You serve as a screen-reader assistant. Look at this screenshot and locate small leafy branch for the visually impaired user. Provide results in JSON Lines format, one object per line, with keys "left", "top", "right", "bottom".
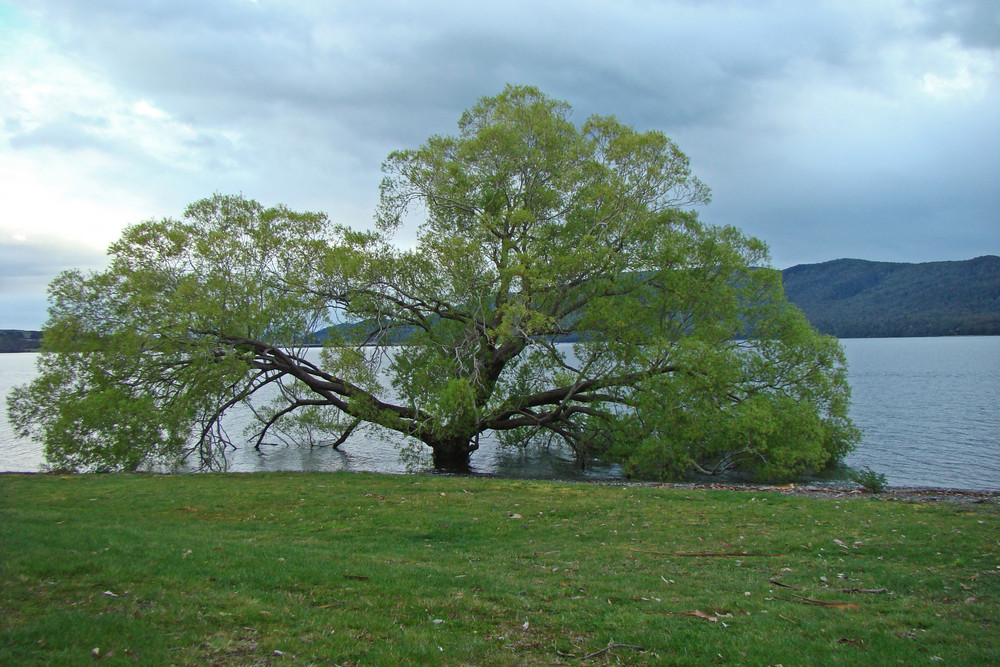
{"left": 851, "top": 466, "right": 888, "bottom": 493}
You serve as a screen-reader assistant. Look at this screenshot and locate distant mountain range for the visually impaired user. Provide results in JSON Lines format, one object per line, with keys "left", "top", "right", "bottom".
{"left": 3, "top": 256, "right": 998, "bottom": 348}
{"left": 781, "top": 255, "right": 1000, "bottom": 338}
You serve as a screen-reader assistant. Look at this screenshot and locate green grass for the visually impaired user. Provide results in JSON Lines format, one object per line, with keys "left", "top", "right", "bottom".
{"left": 1, "top": 472, "right": 998, "bottom": 665}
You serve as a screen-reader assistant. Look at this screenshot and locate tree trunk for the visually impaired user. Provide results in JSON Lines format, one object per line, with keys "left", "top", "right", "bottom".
{"left": 427, "top": 435, "right": 477, "bottom": 472}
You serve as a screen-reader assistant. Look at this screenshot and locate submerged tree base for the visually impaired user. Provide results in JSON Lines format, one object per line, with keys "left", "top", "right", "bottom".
{"left": 428, "top": 438, "right": 478, "bottom": 473}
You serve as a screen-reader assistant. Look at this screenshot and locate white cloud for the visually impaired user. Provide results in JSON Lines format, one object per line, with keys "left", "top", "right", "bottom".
{"left": 919, "top": 41, "right": 997, "bottom": 100}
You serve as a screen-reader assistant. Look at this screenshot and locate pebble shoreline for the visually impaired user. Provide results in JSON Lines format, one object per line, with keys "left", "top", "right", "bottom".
{"left": 584, "top": 479, "right": 1000, "bottom": 504}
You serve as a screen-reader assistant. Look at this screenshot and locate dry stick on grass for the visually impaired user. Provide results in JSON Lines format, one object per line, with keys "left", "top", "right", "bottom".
{"left": 840, "top": 587, "right": 890, "bottom": 594}
{"left": 638, "top": 610, "right": 719, "bottom": 622}
{"left": 769, "top": 577, "right": 888, "bottom": 595}
{"left": 632, "top": 549, "right": 788, "bottom": 557}
{"left": 775, "top": 595, "right": 860, "bottom": 610}
{"left": 580, "top": 642, "right": 647, "bottom": 661}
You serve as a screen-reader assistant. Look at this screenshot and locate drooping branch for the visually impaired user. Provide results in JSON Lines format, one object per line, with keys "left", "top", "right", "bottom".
{"left": 211, "top": 334, "right": 437, "bottom": 440}
{"left": 329, "top": 417, "right": 363, "bottom": 449}
{"left": 247, "top": 396, "right": 328, "bottom": 450}
{"left": 690, "top": 448, "right": 754, "bottom": 476}
{"left": 191, "top": 368, "right": 285, "bottom": 454}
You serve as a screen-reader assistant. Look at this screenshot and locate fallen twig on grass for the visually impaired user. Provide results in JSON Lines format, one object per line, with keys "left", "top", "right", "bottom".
{"left": 838, "top": 637, "right": 867, "bottom": 649}
{"left": 684, "top": 609, "right": 719, "bottom": 622}
{"left": 632, "top": 549, "right": 787, "bottom": 557}
{"left": 839, "top": 587, "right": 890, "bottom": 594}
{"left": 775, "top": 594, "right": 860, "bottom": 610}
{"left": 580, "top": 642, "right": 647, "bottom": 661}
{"left": 641, "top": 609, "right": 721, "bottom": 622}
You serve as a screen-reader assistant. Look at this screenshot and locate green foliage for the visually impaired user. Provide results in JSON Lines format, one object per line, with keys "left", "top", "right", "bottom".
{"left": 7, "top": 85, "right": 860, "bottom": 478}
{"left": 851, "top": 466, "right": 889, "bottom": 493}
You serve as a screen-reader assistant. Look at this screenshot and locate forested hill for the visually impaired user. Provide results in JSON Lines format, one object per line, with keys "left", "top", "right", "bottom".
{"left": 0, "top": 330, "right": 42, "bottom": 353}
{"left": 781, "top": 256, "right": 1000, "bottom": 338}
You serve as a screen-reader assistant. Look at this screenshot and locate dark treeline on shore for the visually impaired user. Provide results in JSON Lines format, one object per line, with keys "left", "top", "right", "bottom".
{"left": 0, "top": 330, "right": 41, "bottom": 353}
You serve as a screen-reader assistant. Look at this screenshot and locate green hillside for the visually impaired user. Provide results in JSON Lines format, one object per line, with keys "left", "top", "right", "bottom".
{"left": 781, "top": 256, "right": 1000, "bottom": 338}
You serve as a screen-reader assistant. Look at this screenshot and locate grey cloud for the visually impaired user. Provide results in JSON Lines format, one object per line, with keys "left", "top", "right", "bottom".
{"left": 0, "top": 239, "right": 104, "bottom": 327}
{"left": 0, "top": 239, "right": 107, "bottom": 283}
{"left": 0, "top": 293, "right": 50, "bottom": 330}
{"left": 15, "top": 1, "right": 860, "bottom": 165}
{"left": 0, "top": 238, "right": 107, "bottom": 327}
{"left": 8, "top": 117, "right": 113, "bottom": 152}
{"left": 920, "top": 0, "right": 1000, "bottom": 49}
{"left": 20, "top": 1, "right": 808, "bottom": 132}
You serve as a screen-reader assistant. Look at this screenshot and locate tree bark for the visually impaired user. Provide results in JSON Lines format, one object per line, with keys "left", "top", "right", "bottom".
{"left": 427, "top": 435, "right": 477, "bottom": 472}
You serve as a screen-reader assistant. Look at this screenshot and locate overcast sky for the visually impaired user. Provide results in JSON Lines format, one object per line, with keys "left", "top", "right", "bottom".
{"left": 1, "top": 0, "right": 997, "bottom": 329}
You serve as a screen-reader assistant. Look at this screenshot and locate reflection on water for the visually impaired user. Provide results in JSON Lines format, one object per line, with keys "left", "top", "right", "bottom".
{"left": 208, "top": 434, "right": 623, "bottom": 482}
{"left": 2, "top": 337, "right": 998, "bottom": 490}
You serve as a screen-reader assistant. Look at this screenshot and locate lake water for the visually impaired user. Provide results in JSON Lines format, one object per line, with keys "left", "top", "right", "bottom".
{"left": 1, "top": 337, "right": 998, "bottom": 490}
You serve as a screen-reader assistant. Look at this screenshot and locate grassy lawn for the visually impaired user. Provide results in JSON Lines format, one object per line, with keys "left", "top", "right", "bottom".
{"left": 1, "top": 472, "right": 998, "bottom": 665}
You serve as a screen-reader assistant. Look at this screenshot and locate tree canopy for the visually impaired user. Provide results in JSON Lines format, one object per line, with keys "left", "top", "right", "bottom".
{"left": 8, "top": 85, "right": 859, "bottom": 478}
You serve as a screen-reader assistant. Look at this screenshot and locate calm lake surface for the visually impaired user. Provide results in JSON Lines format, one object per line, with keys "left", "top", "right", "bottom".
{"left": 1, "top": 337, "right": 998, "bottom": 490}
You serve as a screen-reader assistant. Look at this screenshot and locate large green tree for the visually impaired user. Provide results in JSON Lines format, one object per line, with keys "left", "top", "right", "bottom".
{"left": 8, "top": 85, "right": 859, "bottom": 477}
